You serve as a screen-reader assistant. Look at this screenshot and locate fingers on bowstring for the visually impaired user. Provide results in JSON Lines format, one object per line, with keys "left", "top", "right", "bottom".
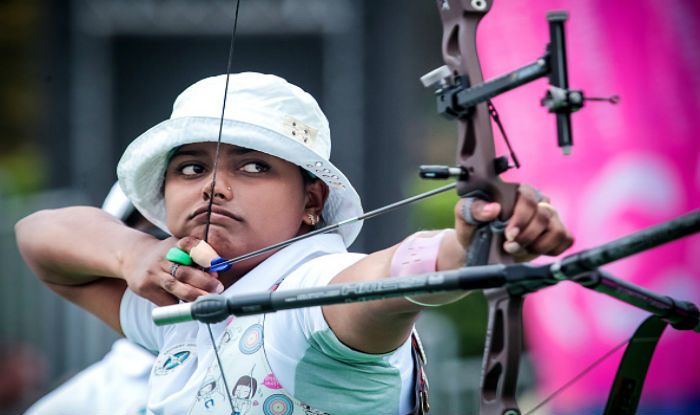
{"left": 177, "top": 236, "right": 221, "bottom": 268}
{"left": 162, "top": 260, "right": 223, "bottom": 303}
{"left": 176, "top": 236, "right": 201, "bottom": 253}
{"left": 129, "top": 265, "right": 179, "bottom": 307}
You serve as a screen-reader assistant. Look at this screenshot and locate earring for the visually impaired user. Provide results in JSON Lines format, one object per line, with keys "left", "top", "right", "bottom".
{"left": 307, "top": 213, "right": 317, "bottom": 226}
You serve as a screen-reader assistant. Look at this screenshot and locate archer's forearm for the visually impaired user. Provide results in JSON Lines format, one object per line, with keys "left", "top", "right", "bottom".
{"left": 15, "top": 206, "right": 155, "bottom": 286}
{"left": 323, "top": 231, "right": 471, "bottom": 354}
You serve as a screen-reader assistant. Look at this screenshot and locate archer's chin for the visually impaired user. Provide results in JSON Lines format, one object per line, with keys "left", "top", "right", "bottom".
{"left": 203, "top": 228, "right": 243, "bottom": 256}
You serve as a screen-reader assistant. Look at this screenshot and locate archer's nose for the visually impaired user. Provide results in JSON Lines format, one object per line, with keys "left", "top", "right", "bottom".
{"left": 202, "top": 178, "right": 233, "bottom": 201}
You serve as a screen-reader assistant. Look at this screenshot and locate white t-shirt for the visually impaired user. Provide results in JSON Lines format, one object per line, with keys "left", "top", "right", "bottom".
{"left": 120, "top": 234, "right": 415, "bottom": 414}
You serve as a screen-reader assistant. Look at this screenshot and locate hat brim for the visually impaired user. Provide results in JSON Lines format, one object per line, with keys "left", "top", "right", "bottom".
{"left": 117, "top": 116, "right": 363, "bottom": 247}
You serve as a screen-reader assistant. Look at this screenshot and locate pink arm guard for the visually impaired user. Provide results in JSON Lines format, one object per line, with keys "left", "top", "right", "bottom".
{"left": 390, "top": 230, "right": 448, "bottom": 277}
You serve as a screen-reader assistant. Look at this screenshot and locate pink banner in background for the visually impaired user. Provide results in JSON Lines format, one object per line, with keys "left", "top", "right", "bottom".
{"left": 477, "top": 1, "right": 699, "bottom": 412}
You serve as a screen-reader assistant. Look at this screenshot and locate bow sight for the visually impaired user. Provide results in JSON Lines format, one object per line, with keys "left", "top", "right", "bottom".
{"left": 420, "top": 11, "right": 616, "bottom": 164}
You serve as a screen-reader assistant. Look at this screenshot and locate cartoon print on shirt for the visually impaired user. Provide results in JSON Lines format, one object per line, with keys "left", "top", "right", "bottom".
{"left": 192, "top": 307, "right": 350, "bottom": 414}
{"left": 221, "top": 324, "right": 244, "bottom": 350}
{"left": 153, "top": 344, "right": 195, "bottom": 376}
{"left": 262, "top": 373, "right": 283, "bottom": 390}
{"left": 195, "top": 377, "right": 226, "bottom": 412}
{"left": 220, "top": 329, "right": 232, "bottom": 346}
{"left": 216, "top": 324, "right": 243, "bottom": 364}
{"left": 232, "top": 375, "right": 258, "bottom": 415}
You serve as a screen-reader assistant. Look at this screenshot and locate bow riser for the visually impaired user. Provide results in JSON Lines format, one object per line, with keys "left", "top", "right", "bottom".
{"left": 438, "top": 0, "right": 519, "bottom": 264}
{"left": 436, "top": 2, "right": 524, "bottom": 414}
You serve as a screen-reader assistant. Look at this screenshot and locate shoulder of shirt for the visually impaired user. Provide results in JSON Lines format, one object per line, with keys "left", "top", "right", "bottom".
{"left": 277, "top": 251, "right": 366, "bottom": 291}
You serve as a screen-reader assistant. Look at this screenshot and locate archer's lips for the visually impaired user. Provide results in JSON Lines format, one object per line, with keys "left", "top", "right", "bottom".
{"left": 190, "top": 206, "right": 243, "bottom": 222}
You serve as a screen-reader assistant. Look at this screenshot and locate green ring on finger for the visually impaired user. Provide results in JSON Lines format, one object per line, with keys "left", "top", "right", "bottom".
{"left": 166, "top": 247, "right": 193, "bottom": 266}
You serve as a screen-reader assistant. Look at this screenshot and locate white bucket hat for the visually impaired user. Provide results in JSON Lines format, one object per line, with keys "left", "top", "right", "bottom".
{"left": 117, "top": 72, "right": 363, "bottom": 246}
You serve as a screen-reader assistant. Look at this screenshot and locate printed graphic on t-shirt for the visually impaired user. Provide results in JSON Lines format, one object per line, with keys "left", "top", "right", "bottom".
{"left": 239, "top": 324, "right": 263, "bottom": 354}
{"left": 189, "top": 317, "right": 319, "bottom": 415}
{"left": 231, "top": 374, "right": 258, "bottom": 415}
{"left": 153, "top": 344, "right": 196, "bottom": 376}
{"left": 262, "top": 394, "right": 293, "bottom": 415}
{"left": 195, "top": 376, "right": 228, "bottom": 412}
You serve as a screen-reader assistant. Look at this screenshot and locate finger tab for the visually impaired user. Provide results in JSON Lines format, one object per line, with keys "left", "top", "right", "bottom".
{"left": 166, "top": 247, "right": 193, "bottom": 266}
{"left": 190, "top": 240, "right": 220, "bottom": 268}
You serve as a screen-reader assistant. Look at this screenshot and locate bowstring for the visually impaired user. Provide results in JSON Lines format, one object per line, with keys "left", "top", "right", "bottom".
{"left": 524, "top": 334, "right": 633, "bottom": 415}
{"left": 204, "top": 0, "right": 240, "bottom": 243}
{"left": 203, "top": 0, "right": 241, "bottom": 411}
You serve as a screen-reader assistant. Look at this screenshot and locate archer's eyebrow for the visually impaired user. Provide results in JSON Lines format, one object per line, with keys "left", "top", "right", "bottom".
{"left": 170, "top": 149, "right": 207, "bottom": 159}
{"left": 226, "top": 147, "right": 256, "bottom": 156}
{"left": 169, "top": 146, "right": 257, "bottom": 160}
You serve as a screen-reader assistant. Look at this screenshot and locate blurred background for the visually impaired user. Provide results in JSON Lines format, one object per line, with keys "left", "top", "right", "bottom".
{"left": 0, "top": 0, "right": 697, "bottom": 413}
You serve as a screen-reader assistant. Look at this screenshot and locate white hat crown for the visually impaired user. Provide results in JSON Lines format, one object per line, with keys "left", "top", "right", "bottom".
{"left": 171, "top": 74, "right": 331, "bottom": 158}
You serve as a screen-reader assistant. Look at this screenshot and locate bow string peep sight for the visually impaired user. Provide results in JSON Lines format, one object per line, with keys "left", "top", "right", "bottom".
{"left": 419, "top": 10, "right": 619, "bottom": 183}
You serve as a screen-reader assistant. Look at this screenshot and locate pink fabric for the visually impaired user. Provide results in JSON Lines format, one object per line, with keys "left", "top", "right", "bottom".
{"left": 474, "top": 1, "right": 699, "bottom": 411}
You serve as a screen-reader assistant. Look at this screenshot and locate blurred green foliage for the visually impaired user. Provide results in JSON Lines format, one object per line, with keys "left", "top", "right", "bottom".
{"left": 0, "top": 144, "right": 46, "bottom": 195}
{"left": 0, "top": 1, "right": 47, "bottom": 196}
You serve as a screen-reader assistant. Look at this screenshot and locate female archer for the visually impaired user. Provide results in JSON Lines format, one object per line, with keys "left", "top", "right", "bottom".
{"left": 15, "top": 72, "right": 572, "bottom": 414}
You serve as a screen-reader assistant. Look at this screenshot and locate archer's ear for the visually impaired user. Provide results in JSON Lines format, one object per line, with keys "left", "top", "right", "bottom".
{"left": 304, "top": 179, "right": 329, "bottom": 213}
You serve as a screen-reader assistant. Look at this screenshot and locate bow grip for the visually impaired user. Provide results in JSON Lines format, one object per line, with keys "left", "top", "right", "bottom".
{"left": 437, "top": 0, "right": 519, "bottom": 265}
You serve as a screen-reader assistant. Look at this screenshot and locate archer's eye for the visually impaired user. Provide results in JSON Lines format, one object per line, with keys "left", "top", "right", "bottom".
{"left": 180, "top": 163, "right": 205, "bottom": 176}
{"left": 240, "top": 161, "right": 269, "bottom": 173}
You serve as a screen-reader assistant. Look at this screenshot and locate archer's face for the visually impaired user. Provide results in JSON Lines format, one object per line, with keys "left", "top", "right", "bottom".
{"left": 164, "top": 142, "right": 309, "bottom": 275}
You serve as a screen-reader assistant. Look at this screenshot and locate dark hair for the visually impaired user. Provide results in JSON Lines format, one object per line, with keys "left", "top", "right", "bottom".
{"left": 299, "top": 167, "right": 318, "bottom": 185}
{"left": 232, "top": 375, "right": 257, "bottom": 398}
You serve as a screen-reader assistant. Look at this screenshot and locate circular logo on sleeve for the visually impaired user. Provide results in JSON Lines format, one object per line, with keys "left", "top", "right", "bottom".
{"left": 153, "top": 345, "right": 195, "bottom": 376}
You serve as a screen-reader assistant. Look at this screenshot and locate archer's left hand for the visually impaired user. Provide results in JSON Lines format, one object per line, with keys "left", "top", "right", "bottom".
{"left": 454, "top": 184, "right": 573, "bottom": 262}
